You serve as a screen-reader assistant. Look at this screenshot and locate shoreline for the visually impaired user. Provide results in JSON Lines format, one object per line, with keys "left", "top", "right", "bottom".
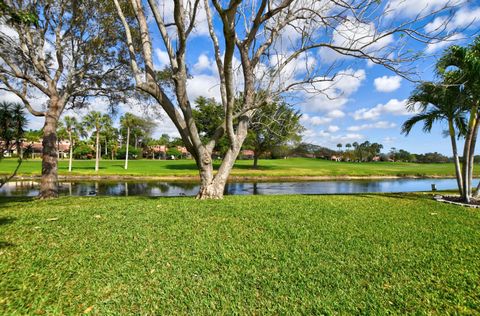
{"left": 7, "top": 174, "right": 458, "bottom": 182}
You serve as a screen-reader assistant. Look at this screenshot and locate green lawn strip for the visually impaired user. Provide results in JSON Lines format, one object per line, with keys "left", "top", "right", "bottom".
{"left": 1, "top": 194, "right": 479, "bottom": 314}
{"left": 0, "top": 158, "right": 473, "bottom": 178}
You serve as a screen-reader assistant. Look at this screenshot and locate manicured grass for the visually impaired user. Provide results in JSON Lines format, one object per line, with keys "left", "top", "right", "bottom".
{"left": 1, "top": 194, "right": 479, "bottom": 314}
{"left": 0, "top": 158, "right": 474, "bottom": 178}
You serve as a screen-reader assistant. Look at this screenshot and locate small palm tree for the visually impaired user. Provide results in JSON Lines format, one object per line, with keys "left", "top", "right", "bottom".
{"left": 63, "top": 116, "right": 86, "bottom": 172}
{"left": 83, "top": 111, "right": 112, "bottom": 172}
{"left": 11, "top": 103, "right": 28, "bottom": 158}
{"left": 120, "top": 113, "right": 148, "bottom": 170}
{"left": 402, "top": 82, "right": 467, "bottom": 195}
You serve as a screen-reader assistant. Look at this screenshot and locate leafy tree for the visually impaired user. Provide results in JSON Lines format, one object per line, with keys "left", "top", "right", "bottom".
{"left": 166, "top": 147, "right": 181, "bottom": 159}
{"left": 73, "top": 142, "right": 94, "bottom": 159}
{"left": 83, "top": 111, "right": 112, "bottom": 172}
{"left": 192, "top": 97, "right": 230, "bottom": 156}
{"left": 244, "top": 100, "right": 303, "bottom": 168}
{"left": 0, "top": 0, "right": 128, "bottom": 198}
{"left": 116, "top": 146, "right": 139, "bottom": 160}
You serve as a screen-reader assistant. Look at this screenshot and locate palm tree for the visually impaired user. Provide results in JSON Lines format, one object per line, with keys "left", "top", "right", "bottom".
{"left": 0, "top": 102, "right": 27, "bottom": 158}
{"left": 11, "top": 103, "right": 28, "bottom": 158}
{"left": 436, "top": 38, "right": 480, "bottom": 201}
{"left": 0, "top": 102, "right": 13, "bottom": 157}
{"left": 63, "top": 116, "right": 86, "bottom": 172}
{"left": 402, "top": 82, "right": 467, "bottom": 195}
{"left": 83, "top": 111, "right": 112, "bottom": 172}
{"left": 120, "top": 113, "right": 151, "bottom": 169}
{"left": 345, "top": 143, "right": 352, "bottom": 151}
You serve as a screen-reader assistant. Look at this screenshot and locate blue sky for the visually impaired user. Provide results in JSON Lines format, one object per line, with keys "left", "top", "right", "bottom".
{"left": 4, "top": 0, "right": 480, "bottom": 155}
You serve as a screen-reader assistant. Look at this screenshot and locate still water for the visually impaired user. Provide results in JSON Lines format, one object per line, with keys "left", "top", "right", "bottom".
{"left": 0, "top": 178, "right": 460, "bottom": 197}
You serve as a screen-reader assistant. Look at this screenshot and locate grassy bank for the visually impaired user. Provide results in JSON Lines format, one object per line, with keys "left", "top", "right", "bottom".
{"left": 1, "top": 194, "right": 479, "bottom": 314}
{"left": 0, "top": 158, "right": 474, "bottom": 179}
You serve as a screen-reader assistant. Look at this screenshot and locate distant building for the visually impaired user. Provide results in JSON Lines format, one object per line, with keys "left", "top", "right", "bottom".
{"left": 330, "top": 155, "right": 341, "bottom": 162}
{"left": 150, "top": 145, "right": 167, "bottom": 159}
{"left": 3, "top": 139, "right": 71, "bottom": 158}
{"left": 241, "top": 149, "right": 254, "bottom": 159}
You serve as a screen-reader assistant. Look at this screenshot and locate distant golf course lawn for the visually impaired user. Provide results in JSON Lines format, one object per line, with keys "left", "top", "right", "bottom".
{"left": 0, "top": 158, "right": 475, "bottom": 178}
{"left": 1, "top": 194, "right": 479, "bottom": 314}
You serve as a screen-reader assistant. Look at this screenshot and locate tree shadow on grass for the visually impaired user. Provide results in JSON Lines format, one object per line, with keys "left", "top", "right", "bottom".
{"left": 163, "top": 163, "right": 199, "bottom": 171}
{"left": 0, "top": 241, "right": 15, "bottom": 248}
{"left": 232, "top": 164, "right": 277, "bottom": 171}
{"left": 342, "top": 193, "right": 434, "bottom": 202}
{"left": 0, "top": 197, "right": 34, "bottom": 208}
{"left": 58, "top": 166, "right": 109, "bottom": 171}
{"left": 0, "top": 217, "right": 16, "bottom": 249}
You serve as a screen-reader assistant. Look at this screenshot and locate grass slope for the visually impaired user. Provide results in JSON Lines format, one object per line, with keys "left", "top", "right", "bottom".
{"left": 0, "top": 158, "right": 473, "bottom": 178}
{"left": 1, "top": 194, "right": 479, "bottom": 314}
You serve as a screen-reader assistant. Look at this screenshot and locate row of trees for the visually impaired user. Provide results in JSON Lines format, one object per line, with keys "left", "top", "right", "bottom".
{"left": 403, "top": 38, "right": 480, "bottom": 203}
{"left": 55, "top": 111, "right": 154, "bottom": 172}
{"left": 0, "top": 0, "right": 463, "bottom": 198}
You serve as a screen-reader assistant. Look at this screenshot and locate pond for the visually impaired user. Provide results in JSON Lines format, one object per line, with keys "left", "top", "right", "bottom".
{"left": 0, "top": 178, "right": 462, "bottom": 197}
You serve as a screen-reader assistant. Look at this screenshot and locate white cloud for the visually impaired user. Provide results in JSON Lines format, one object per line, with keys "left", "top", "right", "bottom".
{"left": 300, "top": 114, "right": 332, "bottom": 126}
{"left": 347, "top": 121, "right": 397, "bottom": 131}
{"left": 424, "top": 5, "right": 480, "bottom": 33}
{"left": 352, "top": 98, "right": 416, "bottom": 120}
{"left": 374, "top": 75, "right": 402, "bottom": 92}
{"left": 327, "top": 125, "right": 340, "bottom": 133}
{"left": 319, "top": 18, "right": 394, "bottom": 62}
{"left": 155, "top": 48, "right": 170, "bottom": 69}
{"left": 192, "top": 53, "right": 216, "bottom": 74}
{"left": 301, "top": 68, "right": 366, "bottom": 113}
{"left": 384, "top": 0, "right": 465, "bottom": 19}
{"left": 186, "top": 74, "right": 221, "bottom": 102}
{"left": 152, "top": 0, "right": 209, "bottom": 37}
{"left": 425, "top": 33, "right": 464, "bottom": 53}
{"left": 301, "top": 127, "right": 364, "bottom": 149}
{"left": 327, "top": 110, "right": 345, "bottom": 118}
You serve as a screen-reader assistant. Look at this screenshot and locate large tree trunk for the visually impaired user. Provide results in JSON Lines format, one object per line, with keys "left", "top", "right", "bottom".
{"left": 124, "top": 126, "right": 130, "bottom": 170}
{"left": 467, "top": 118, "right": 479, "bottom": 198}
{"left": 448, "top": 121, "right": 463, "bottom": 196}
{"left": 196, "top": 143, "right": 243, "bottom": 199}
{"left": 39, "top": 113, "right": 59, "bottom": 198}
{"left": 95, "top": 129, "right": 100, "bottom": 172}
{"left": 253, "top": 154, "right": 259, "bottom": 169}
{"left": 68, "top": 131, "right": 73, "bottom": 172}
{"left": 462, "top": 105, "right": 478, "bottom": 203}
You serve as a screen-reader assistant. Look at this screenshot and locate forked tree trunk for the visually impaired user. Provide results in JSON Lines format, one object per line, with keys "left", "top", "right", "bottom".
{"left": 95, "top": 129, "right": 100, "bottom": 172}
{"left": 124, "top": 126, "right": 130, "bottom": 170}
{"left": 196, "top": 144, "right": 243, "bottom": 199}
{"left": 40, "top": 113, "right": 59, "bottom": 198}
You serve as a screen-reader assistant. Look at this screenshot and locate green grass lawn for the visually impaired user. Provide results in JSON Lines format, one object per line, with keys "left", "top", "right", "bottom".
{"left": 1, "top": 194, "right": 479, "bottom": 314}
{"left": 0, "top": 158, "right": 473, "bottom": 178}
